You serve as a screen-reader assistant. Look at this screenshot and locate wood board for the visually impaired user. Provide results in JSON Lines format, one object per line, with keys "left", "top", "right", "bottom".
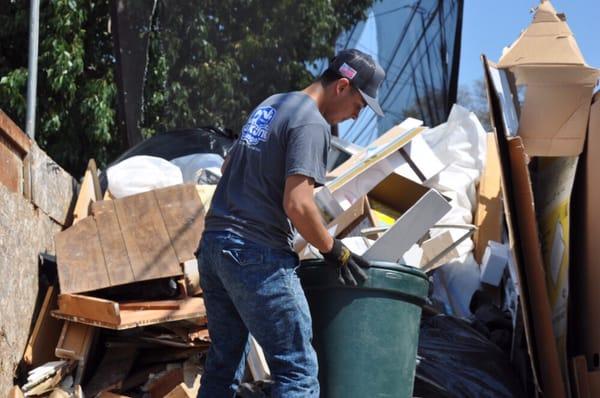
{"left": 53, "top": 294, "right": 206, "bottom": 330}
{"left": 23, "top": 285, "right": 63, "bottom": 367}
{"left": 56, "top": 184, "right": 205, "bottom": 294}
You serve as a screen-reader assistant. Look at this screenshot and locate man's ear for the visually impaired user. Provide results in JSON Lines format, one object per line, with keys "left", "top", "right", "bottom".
{"left": 335, "top": 77, "right": 351, "bottom": 95}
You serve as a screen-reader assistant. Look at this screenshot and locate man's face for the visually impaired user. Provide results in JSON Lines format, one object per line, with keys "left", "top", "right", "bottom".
{"left": 324, "top": 78, "right": 367, "bottom": 125}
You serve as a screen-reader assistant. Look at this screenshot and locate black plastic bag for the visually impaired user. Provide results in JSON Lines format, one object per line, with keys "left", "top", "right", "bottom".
{"left": 100, "top": 127, "right": 235, "bottom": 191}
{"left": 414, "top": 315, "right": 525, "bottom": 398}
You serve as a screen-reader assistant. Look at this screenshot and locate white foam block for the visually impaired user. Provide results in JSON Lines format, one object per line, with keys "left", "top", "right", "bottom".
{"left": 480, "top": 241, "right": 509, "bottom": 286}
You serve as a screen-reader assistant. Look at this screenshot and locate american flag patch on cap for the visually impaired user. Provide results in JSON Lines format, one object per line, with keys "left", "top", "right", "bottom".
{"left": 339, "top": 62, "right": 357, "bottom": 79}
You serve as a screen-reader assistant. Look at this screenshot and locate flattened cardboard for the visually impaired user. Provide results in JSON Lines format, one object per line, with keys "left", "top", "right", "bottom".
{"left": 532, "top": 155, "right": 578, "bottom": 384}
{"left": 483, "top": 55, "right": 565, "bottom": 397}
{"left": 496, "top": 1, "right": 600, "bottom": 157}
{"left": 473, "top": 133, "right": 503, "bottom": 264}
{"left": 571, "top": 93, "right": 600, "bottom": 374}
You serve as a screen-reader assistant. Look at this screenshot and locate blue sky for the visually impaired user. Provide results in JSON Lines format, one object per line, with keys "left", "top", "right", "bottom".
{"left": 459, "top": 0, "right": 600, "bottom": 87}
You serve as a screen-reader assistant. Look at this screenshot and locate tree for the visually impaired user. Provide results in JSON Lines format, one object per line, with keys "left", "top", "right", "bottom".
{"left": 0, "top": 0, "right": 374, "bottom": 177}
{"left": 456, "top": 78, "right": 491, "bottom": 131}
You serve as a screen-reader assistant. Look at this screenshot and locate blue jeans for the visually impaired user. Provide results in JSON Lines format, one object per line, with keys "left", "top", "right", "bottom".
{"left": 197, "top": 231, "right": 319, "bottom": 398}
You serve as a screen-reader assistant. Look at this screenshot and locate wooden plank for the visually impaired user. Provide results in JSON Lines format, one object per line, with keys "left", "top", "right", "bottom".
{"left": 93, "top": 200, "right": 135, "bottom": 286}
{"left": 72, "top": 159, "right": 101, "bottom": 224}
{"left": 83, "top": 346, "right": 137, "bottom": 397}
{"left": 154, "top": 184, "right": 205, "bottom": 263}
{"left": 119, "top": 300, "right": 181, "bottom": 310}
{"left": 23, "top": 285, "right": 63, "bottom": 367}
{"left": 52, "top": 297, "right": 206, "bottom": 330}
{"left": 57, "top": 294, "right": 121, "bottom": 325}
{"left": 56, "top": 216, "right": 111, "bottom": 294}
{"left": 55, "top": 321, "right": 96, "bottom": 361}
{"left": 118, "top": 297, "right": 206, "bottom": 328}
{"left": 113, "top": 189, "right": 181, "bottom": 281}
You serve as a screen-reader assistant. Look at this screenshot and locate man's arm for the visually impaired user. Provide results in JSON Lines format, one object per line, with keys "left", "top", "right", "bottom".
{"left": 283, "top": 174, "right": 334, "bottom": 253}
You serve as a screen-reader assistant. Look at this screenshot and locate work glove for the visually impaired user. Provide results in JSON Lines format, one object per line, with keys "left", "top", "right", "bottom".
{"left": 320, "top": 239, "right": 369, "bottom": 286}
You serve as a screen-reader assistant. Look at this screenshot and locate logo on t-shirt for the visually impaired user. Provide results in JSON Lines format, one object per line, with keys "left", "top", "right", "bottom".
{"left": 240, "top": 106, "right": 277, "bottom": 146}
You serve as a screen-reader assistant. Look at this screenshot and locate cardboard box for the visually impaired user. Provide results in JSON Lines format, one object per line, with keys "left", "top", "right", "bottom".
{"left": 316, "top": 171, "right": 451, "bottom": 262}
{"left": 496, "top": 1, "right": 600, "bottom": 157}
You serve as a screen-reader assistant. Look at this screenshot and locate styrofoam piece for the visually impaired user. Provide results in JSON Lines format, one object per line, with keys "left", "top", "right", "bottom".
{"left": 480, "top": 241, "right": 509, "bottom": 286}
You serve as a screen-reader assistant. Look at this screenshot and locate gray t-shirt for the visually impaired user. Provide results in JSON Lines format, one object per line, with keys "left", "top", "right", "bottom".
{"left": 204, "top": 91, "right": 330, "bottom": 250}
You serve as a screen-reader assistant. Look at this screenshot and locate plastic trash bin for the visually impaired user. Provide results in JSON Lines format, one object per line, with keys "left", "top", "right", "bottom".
{"left": 297, "top": 260, "right": 429, "bottom": 398}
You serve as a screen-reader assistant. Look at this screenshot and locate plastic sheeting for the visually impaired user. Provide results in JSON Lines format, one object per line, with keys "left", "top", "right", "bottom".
{"left": 414, "top": 314, "right": 525, "bottom": 398}
{"left": 107, "top": 155, "right": 183, "bottom": 198}
{"left": 170, "top": 153, "right": 224, "bottom": 184}
{"left": 420, "top": 104, "right": 487, "bottom": 317}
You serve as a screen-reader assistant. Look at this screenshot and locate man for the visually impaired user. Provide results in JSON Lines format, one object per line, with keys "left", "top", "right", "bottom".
{"left": 197, "top": 49, "right": 385, "bottom": 397}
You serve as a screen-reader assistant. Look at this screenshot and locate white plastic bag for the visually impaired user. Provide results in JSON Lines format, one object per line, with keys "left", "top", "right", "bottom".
{"left": 170, "top": 153, "right": 224, "bottom": 184}
{"left": 107, "top": 155, "right": 183, "bottom": 198}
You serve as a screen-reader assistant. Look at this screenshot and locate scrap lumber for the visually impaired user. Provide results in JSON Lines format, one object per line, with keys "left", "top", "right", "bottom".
{"left": 155, "top": 184, "right": 206, "bottom": 263}
{"left": 55, "top": 321, "right": 96, "bottom": 362}
{"left": 164, "top": 359, "right": 202, "bottom": 398}
{"left": 53, "top": 294, "right": 207, "bottom": 330}
{"left": 56, "top": 184, "right": 206, "bottom": 294}
{"left": 22, "top": 360, "right": 75, "bottom": 395}
{"left": 72, "top": 159, "right": 102, "bottom": 224}
{"left": 23, "top": 285, "right": 63, "bottom": 367}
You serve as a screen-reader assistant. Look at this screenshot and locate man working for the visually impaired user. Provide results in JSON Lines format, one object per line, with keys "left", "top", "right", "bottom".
{"left": 197, "top": 49, "right": 385, "bottom": 397}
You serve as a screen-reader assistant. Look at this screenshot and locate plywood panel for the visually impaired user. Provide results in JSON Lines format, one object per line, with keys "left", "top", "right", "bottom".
{"left": 93, "top": 200, "right": 135, "bottom": 286}
{"left": 55, "top": 217, "right": 110, "bottom": 294}
{"left": 114, "top": 190, "right": 180, "bottom": 281}
{"left": 154, "top": 184, "right": 205, "bottom": 263}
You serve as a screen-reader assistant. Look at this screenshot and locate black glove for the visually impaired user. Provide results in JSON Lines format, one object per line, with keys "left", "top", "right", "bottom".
{"left": 320, "top": 239, "right": 369, "bottom": 286}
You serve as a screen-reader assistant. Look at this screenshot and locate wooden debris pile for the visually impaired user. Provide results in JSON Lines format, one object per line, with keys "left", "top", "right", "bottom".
{"left": 12, "top": 161, "right": 211, "bottom": 397}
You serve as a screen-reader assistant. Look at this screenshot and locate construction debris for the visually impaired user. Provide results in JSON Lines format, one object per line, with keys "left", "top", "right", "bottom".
{"left": 5, "top": 2, "right": 600, "bottom": 397}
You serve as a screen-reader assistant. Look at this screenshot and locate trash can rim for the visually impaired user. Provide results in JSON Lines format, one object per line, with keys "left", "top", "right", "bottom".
{"left": 299, "top": 259, "right": 428, "bottom": 281}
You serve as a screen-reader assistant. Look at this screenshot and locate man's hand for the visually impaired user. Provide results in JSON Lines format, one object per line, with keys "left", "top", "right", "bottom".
{"left": 320, "top": 239, "right": 369, "bottom": 286}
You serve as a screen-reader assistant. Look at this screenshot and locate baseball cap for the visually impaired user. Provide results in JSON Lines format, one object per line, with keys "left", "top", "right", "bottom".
{"left": 326, "top": 49, "right": 385, "bottom": 117}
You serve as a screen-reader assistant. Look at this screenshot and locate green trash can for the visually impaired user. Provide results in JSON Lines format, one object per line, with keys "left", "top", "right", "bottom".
{"left": 298, "top": 260, "right": 429, "bottom": 398}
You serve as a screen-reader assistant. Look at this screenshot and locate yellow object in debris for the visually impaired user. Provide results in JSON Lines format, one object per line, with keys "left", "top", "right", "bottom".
{"left": 369, "top": 199, "right": 401, "bottom": 226}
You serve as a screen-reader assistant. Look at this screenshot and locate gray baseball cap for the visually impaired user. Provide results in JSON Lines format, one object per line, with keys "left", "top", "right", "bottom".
{"left": 326, "top": 49, "right": 385, "bottom": 117}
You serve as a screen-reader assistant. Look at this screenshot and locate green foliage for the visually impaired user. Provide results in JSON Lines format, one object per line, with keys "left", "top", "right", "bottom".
{"left": 0, "top": 0, "right": 116, "bottom": 176}
{"left": 0, "top": 0, "right": 374, "bottom": 177}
